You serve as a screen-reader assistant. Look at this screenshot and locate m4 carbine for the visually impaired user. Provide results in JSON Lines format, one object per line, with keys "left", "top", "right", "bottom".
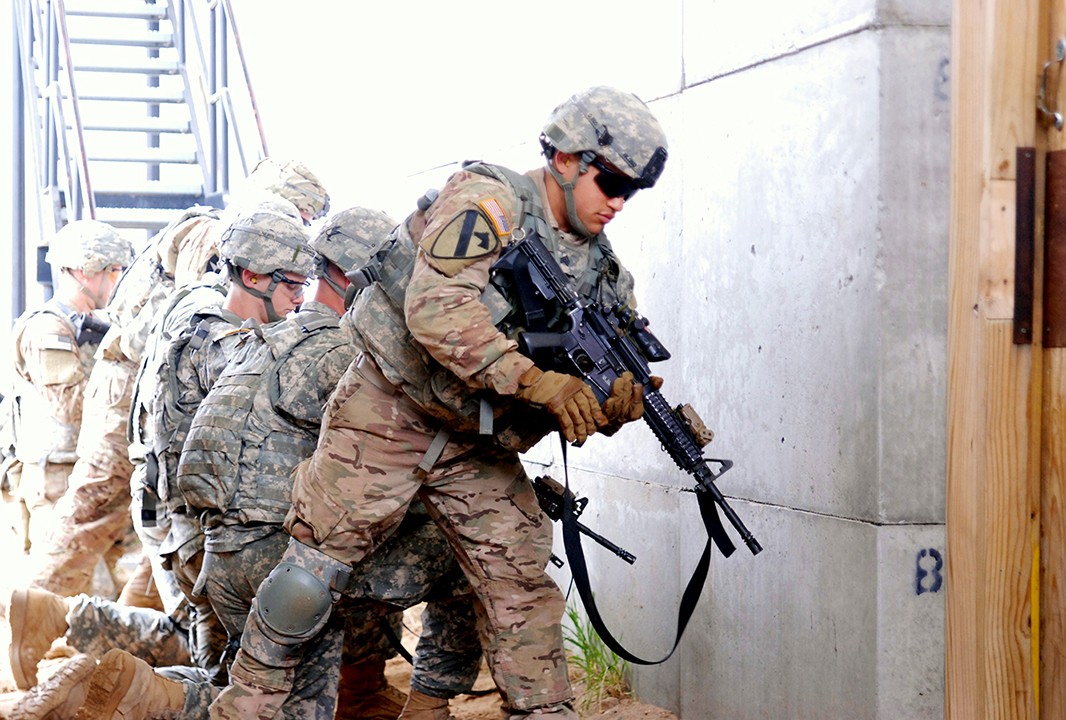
{"left": 491, "top": 233, "right": 761, "bottom": 557}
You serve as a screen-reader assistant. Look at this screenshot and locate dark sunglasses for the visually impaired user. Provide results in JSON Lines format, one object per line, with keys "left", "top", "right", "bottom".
{"left": 590, "top": 158, "right": 640, "bottom": 201}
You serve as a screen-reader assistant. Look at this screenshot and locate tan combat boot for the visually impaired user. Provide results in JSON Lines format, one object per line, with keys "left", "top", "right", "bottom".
{"left": 8, "top": 587, "right": 71, "bottom": 690}
{"left": 398, "top": 689, "right": 454, "bottom": 719}
{"left": 9, "top": 653, "right": 96, "bottom": 719}
{"left": 74, "top": 648, "right": 186, "bottom": 720}
{"left": 334, "top": 657, "right": 408, "bottom": 720}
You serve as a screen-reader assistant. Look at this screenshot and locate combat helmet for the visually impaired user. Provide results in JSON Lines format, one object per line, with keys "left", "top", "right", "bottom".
{"left": 246, "top": 157, "right": 330, "bottom": 222}
{"left": 46, "top": 220, "right": 133, "bottom": 274}
{"left": 540, "top": 86, "right": 668, "bottom": 236}
{"left": 310, "top": 207, "right": 397, "bottom": 297}
{"left": 218, "top": 203, "right": 316, "bottom": 321}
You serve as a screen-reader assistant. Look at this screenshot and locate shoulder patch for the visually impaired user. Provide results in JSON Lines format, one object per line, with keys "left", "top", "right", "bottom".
{"left": 478, "top": 198, "right": 512, "bottom": 238}
{"left": 39, "top": 334, "right": 76, "bottom": 352}
{"left": 425, "top": 209, "right": 501, "bottom": 262}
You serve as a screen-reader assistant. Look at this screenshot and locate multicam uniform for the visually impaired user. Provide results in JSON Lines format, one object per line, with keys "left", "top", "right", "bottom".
{"left": 33, "top": 208, "right": 221, "bottom": 598}
{"left": 214, "top": 165, "right": 637, "bottom": 718}
{"left": 9, "top": 299, "right": 104, "bottom": 555}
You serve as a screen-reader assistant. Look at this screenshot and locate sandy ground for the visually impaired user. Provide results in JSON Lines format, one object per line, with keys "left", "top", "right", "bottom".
{"left": 0, "top": 497, "right": 677, "bottom": 719}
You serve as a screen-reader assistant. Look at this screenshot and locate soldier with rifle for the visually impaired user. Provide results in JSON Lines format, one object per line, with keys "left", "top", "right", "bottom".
{"left": 211, "top": 85, "right": 676, "bottom": 720}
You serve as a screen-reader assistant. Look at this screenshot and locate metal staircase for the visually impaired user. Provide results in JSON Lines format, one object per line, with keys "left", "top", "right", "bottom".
{"left": 12, "top": 0, "right": 268, "bottom": 251}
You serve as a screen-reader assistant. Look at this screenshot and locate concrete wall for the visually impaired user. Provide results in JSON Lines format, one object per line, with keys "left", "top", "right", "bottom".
{"left": 528, "top": 2, "right": 951, "bottom": 718}
{"left": 3, "top": 1, "right": 952, "bottom": 716}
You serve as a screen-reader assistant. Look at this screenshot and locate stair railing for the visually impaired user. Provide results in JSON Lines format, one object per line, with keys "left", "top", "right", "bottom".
{"left": 14, "top": 0, "right": 95, "bottom": 233}
{"left": 165, "top": 0, "right": 268, "bottom": 200}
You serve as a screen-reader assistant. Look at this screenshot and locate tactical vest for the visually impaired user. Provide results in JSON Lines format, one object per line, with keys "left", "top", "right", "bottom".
{"left": 348, "top": 163, "right": 631, "bottom": 452}
{"left": 11, "top": 300, "right": 103, "bottom": 465}
{"left": 177, "top": 308, "right": 353, "bottom": 528}
{"left": 128, "top": 279, "right": 231, "bottom": 506}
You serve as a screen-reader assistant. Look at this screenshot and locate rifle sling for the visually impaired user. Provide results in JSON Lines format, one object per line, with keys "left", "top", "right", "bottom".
{"left": 558, "top": 440, "right": 729, "bottom": 666}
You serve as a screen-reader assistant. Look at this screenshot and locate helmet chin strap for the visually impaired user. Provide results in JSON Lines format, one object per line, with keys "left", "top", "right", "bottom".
{"left": 546, "top": 152, "right": 596, "bottom": 239}
{"left": 65, "top": 268, "right": 107, "bottom": 310}
{"left": 229, "top": 265, "right": 284, "bottom": 323}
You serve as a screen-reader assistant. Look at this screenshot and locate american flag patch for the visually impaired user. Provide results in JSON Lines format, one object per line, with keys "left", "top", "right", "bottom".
{"left": 479, "top": 198, "right": 512, "bottom": 237}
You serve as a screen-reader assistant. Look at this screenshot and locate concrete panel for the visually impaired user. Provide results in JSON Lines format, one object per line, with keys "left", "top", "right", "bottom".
{"left": 876, "top": 524, "right": 946, "bottom": 719}
{"left": 682, "top": 0, "right": 948, "bottom": 85}
{"left": 680, "top": 501, "right": 878, "bottom": 719}
{"left": 540, "top": 467, "right": 685, "bottom": 715}
{"left": 876, "top": 27, "right": 950, "bottom": 524}
{"left": 683, "top": 0, "right": 879, "bottom": 83}
{"left": 675, "top": 32, "right": 883, "bottom": 520}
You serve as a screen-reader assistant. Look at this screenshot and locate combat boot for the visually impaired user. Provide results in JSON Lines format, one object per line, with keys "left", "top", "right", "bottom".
{"left": 8, "top": 587, "right": 71, "bottom": 690}
{"left": 334, "top": 657, "right": 407, "bottom": 720}
{"left": 74, "top": 648, "right": 186, "bottom": 720}
{"left": 9, "top": 653, "right": 95, "bottom": 719}
{"left": 398, "top": 689, "right": 454, "bottom": 719}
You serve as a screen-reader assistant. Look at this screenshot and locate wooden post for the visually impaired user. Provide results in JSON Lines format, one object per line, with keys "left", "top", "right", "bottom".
{"left": 947, "top": 0, "right": 1042, "bottom": 718}
{"left": 1041, "top": 1, "right": 1066, "bottom": 715}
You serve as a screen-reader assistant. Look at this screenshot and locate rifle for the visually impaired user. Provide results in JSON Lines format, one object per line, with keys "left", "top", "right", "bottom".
{"left": 490, "top": 233, "right": 762, "bottom": 557}
{"left": 532, "top": 475, "right": 636, "bottom": 566}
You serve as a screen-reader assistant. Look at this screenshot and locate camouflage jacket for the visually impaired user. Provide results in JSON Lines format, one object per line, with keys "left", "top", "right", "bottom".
{"left": 178, "top": 301, "right": 355, "bottom": 551}
{"left": 353, "top": 164, "right": 635, "bottom": 451}
{"left": 10, "top": 300, "right": 102, "bottom": 464}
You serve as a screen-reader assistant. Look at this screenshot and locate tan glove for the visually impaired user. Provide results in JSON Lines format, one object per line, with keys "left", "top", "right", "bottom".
{"left": 515, "top": 367, "right": 606, "bottom": 443}
{"left": 600, "top": 373, "right": 664, "bottom": 436}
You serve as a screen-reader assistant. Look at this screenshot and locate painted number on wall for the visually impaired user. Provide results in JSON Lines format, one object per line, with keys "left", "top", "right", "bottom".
{"left": 916, "top": 548, "right": 943, "bottom": 595}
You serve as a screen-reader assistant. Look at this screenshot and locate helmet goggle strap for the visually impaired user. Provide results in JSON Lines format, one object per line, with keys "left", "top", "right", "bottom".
{"left": 545, "top": 150, "right": 596, "bottom": 238}
{"left": 315, "top": 256, "right": 349, "bottom": 298}
{"left": 229, "top": 263, "right": 286, "bottom": 323}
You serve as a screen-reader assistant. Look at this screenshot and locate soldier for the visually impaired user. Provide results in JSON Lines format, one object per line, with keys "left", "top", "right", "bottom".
{"left": 27, "top": 157, "right": 329, "bottom": 605}
{"left": 6, "top": 220, "right": 132, "bottom": 567}
{"left": 62, "top": 203, "right": 316, "bottom": 717}
{"left": 76, "top": 207, "right": 486, "bottom": 720}
{"left": 210, "top": 86, "right": 666, "bottom": 719}
{"left": 177, "top": 206, "right": 406, "bottom": 719}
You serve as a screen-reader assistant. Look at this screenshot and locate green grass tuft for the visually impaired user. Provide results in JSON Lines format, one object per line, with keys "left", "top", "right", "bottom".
{"left": 563, "top": 600, "right": 632, "bottom": 712}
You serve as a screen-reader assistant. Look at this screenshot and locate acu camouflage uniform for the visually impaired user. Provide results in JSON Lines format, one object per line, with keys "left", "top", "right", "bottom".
{"left": 33, "top": 207, "right": 221, "bottom": 598}
{"left": 128, "top": 277, "right": 240, "bottom": 694}
{"left": 214, "top": 166, "right": 636, "bottom": 718}
{"left": 193, "top": 301, "right": 484, "bottom": 718}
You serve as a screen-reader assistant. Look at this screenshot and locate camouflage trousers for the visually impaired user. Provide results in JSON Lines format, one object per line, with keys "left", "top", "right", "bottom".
{"left": 129, "top": 461, "right": 186, "bottom": 614}
{"left": 15, "top": 460, "right": 72, "bottom": 557}
{"left": 210, "top": 504, "right": 484, "bottom": 718}
{"left": 64, "top": 593, "right": 190, "bottom": 667}
{"left": 212, "top": 365, "right": 571, "bottom": 716}
{"left": 160, "top": 517, "right": 229, "bottom": 686}
{"left": 33, "top": 358, "right": 138, "bottom": 596}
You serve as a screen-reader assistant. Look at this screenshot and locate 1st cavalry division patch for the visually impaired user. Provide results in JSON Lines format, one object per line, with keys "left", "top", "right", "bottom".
{"left": 427, "top": 208, "right": 502, "bottom": 263}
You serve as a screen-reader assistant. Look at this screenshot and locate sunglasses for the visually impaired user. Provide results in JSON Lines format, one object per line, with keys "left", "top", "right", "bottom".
{"left": 590, "top": 158, "right": 640, "bottom": 201}
{"left": 271, "top": 270, "right": 311, "bottom": 288}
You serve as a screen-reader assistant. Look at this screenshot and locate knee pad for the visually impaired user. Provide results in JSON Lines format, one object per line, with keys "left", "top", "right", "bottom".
{"left": 257, "top": 563, "right": 334, "bottom": 638}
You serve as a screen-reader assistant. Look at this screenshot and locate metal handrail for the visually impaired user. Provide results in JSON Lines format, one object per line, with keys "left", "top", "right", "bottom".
{"left": 166, "top": 0, "right": 267, "bottom": 196}
{"left": 15, "top": 0, "right": 94, "bottom": 231}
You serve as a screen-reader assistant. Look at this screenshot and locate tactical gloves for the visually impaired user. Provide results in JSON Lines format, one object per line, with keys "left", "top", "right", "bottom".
{"left": 600, "top": 372, "right": 663, "bottom": 436}
{"left": 515, "top": 367, "right": 605, "bottom": 444}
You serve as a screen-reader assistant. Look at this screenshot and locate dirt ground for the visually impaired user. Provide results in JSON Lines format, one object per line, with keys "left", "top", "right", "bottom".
{"left": 0, "top": 500, "right": 677, "bottom": 719}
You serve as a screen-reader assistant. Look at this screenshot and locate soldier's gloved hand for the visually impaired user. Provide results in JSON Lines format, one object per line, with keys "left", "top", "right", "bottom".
{"left": 600, "top": 373, "right": 664, "bottom": 436}
{"left": 515, "top": 367, "right": 606, "bottom": 444}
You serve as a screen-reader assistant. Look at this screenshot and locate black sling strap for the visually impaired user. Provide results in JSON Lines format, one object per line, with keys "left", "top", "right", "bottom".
{"left": 558, "top": 440, "right": 722, "bottom": 665}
